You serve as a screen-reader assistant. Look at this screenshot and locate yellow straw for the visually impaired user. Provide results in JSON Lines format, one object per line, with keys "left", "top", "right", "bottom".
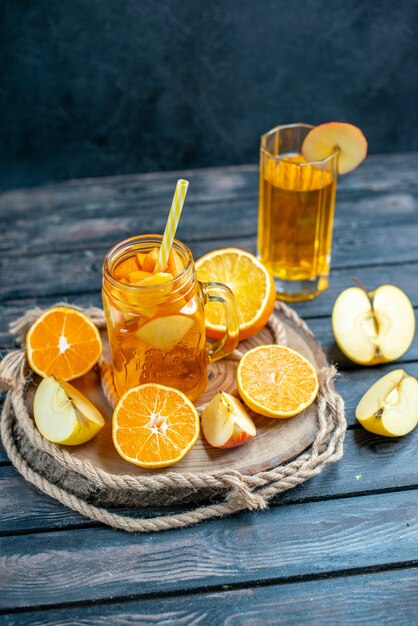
{"left": 156, "top": 179, "right": 189, "bottom": 271}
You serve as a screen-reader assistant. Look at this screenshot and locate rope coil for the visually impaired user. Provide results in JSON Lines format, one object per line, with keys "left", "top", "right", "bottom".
{"left": 0, "top": 302, "right": 346, "bottom": 533}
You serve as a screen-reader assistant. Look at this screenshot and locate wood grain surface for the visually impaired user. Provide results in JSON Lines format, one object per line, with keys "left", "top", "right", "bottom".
{"left": 1, "top": 153, "right": 418, "bottom": 622}
{"left": 1, "top": 490, "right": 417, "bottom": 611}
{"left": 2, "top": 568, "right": 416, "bottom": 625}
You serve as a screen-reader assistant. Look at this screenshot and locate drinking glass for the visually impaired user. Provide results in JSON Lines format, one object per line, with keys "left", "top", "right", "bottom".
{"left": 258, "top": 123, "right": 339, "bottom": 301}
{"left": 102, "top": 235, "right": 239, "bottom": 401}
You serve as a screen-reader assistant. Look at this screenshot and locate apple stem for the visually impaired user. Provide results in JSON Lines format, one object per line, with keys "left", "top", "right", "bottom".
{"left": 352, "top": 275, "right": 374, "bottom": 310}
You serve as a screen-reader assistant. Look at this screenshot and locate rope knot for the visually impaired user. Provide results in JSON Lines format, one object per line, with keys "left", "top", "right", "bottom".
{"left": 0, "top": 349, "right": 26, "bottom": 391}
{"left": 222, "top": 472, "right": 268, "bottom": 511}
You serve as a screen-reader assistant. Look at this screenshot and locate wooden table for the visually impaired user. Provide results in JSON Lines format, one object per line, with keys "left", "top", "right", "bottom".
{"left": 1, "top": 154, "right": 417, "bottom": 624}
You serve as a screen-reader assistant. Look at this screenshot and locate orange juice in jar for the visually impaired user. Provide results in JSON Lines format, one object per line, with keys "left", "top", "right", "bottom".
{"left": 102, "top": 235, "right": 239, "bottom": 401}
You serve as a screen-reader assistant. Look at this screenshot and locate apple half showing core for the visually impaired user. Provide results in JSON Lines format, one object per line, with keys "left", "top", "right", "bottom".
{"left": 356, "top": 369, "right": 418, "bottom": 437}
{"left": 332, "top": 285, "right": 415, "bottom": 365}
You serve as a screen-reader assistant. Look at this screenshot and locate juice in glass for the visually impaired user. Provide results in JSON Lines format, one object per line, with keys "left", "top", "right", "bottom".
{"left": 258, "top": 124, "right": 338, "bottom": 301}
{"left": 102, "top": 235, "right": 239, "bottom": 401}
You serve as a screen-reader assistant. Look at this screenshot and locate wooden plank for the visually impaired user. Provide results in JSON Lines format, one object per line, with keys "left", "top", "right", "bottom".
{"left": 293, "top": 261, "right": 418, "bottom": 318}
{"left": 0, "top": 426, "right": 417, "bottom": 534}
{"left": 2, "top": 187, "right": 418, "bottom": 256}
{"left": 1, "top": 153, "right": 417, "bottom": 222}
{"left": 1, "top": 490, "right": 417, "bottom": 610}
{"left": 3, "top": 567, "right": 417, "bottom": 625}
{"left": 337, "top": 361, "right": 418, "bottom": 423}
{"left": 1, "top": 260, "right": 417, "bottom": 344}
{"left": 2, "top": 220, "right": 418, "bottom": 302}
{"left": 307, "top": 316, "right": 418, "bottom": 373}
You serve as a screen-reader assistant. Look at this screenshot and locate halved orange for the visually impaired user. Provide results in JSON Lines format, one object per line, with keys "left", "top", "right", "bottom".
{"left": 112, "top": 383, "right": 199, "bottom": 468}
{"left": 237, "top": 345, "right": 319, "bottom": 418}
{"left": 26, "top": 307, "right": 102, "bottom": 381}
{"left": 195, "top": 248, "right": 276, "bottom": 341}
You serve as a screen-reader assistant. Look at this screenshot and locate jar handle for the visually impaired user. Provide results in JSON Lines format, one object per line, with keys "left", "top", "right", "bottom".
{"left": 200, "top": 282, "right": 240, "bottom": 363}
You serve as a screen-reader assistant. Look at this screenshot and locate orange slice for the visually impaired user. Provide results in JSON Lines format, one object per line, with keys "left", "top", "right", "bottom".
{"left": 137, "top": 272, "right": 173, "bottom": 287}
{"left": 302, "top": 122, "right": 367, "bottom": 175}
{"left": 26, "top": 307, "right": 102, "bottom": 381}
{"left": 112, "top": 383, "right": 200, "bottom": 468}
{"left": 114, "top": 256, "right": 140, "bottom": 281}
{"left": 195, "top": 248, "right": 276, "bottom": 341}
{"left": 142, "top": 247, "right": 160, "bottom": 272}
{"left": 237, "top": 345, "right": 319, "bottom": 418}
{"left": 128, "top": 270, "right": 153, "bottom": 283}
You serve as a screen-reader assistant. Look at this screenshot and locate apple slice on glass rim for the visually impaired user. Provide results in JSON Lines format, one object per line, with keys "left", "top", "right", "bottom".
{"left": 302, "top": 122, "right": 368, "bottom": 174}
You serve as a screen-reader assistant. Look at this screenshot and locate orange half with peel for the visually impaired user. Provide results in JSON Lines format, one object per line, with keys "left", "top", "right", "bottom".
{"left": 195, "top": 248, "right": 276, "bottom": 341}
{"left": 26, "top": 307, "right": 102, "bottom": 381}
{"left": 112, "top": 383, "right": 200, "bottom": 468}
{"left": 237, "top": 345, "right": 319, "bottom": 418}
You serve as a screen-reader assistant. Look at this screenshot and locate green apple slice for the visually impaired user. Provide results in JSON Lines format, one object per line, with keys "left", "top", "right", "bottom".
{"left": 136, "top": 315, "right": 194, "bottom": 351}
{"left": 34, "top": 376, "right": 105, "bottom": 445}
{"left": 356, "top": 369, "right": 418, "bottom": 437}
{"left": 202, "top": 391, "right": 256, "bottom": 448}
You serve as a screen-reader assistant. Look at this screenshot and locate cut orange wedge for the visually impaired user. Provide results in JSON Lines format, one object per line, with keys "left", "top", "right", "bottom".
{"left": 26, "top": 307, "right": 102, "bottom": 380}
{"left": 195, "top": 248, "right": 276, "bottom": 341}
{"left": 112, "top": 383, "right": 200, "bottom": 468}
{"left": 237, "top": 345, "right": 319, "bottom": 418}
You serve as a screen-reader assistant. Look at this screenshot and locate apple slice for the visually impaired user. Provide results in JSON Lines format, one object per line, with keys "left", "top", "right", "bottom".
{"left": 128, "top": 270, "right": 153, "bottom": 284}
{"left": 166, "top": 249, "right": 185, "bottom": 277}
{"left": 137, "top": 272, "right": 173, "bottom": 287}
{"left": 34, "top": 377, "right": 105, "bottom": 445}
{"left": 136, "top": 314, "right": 194, "bottom": 351}
{"left": 356, "top": 369, "right": 418, "bottom": 437}
{"left": 114, "top": 256, "right": 140, "bottom": 282}
{"left": 136, "top": 252, "right": 147, "bottom": 268}
{"left": 332, "top": 284, "right": 415, "bottom": 365}
{"left": 202, "top": 391, "right": 256, "bottom": 448}
{"left": 142, "top": 247, "right": 160, "bottom": 272}
{"left": 302, "top": 122, "right": 367, "bottom": 174}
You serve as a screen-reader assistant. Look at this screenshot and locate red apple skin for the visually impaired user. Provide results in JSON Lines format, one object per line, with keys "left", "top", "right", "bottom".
{"left": 217, "top": 428, "right": 256, "bottom": 449}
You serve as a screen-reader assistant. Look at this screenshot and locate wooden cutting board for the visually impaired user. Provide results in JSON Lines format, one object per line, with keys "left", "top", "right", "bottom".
{"left": 26, "top": 309, "right": 328, "bottom": 477}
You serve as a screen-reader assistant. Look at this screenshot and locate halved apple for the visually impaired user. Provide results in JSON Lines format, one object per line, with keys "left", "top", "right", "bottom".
{"left": 302, "top": 122, "right": 367, "bottom": 174}
{"left": 34, "top": 377, "right": 105, "bottom": 445}
{"left": 356, "top": 369, "right": 418, "bottom": 437}
{"left": 202, "top": 391, "right": 256, "bottom": 448}
{"left": 332, "top": 284, "right": 415, "bottom": 365}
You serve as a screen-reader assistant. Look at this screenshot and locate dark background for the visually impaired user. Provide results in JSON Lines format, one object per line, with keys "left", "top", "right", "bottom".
{"left": 1, "top": 0, "right": 417, "bottom": 191}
